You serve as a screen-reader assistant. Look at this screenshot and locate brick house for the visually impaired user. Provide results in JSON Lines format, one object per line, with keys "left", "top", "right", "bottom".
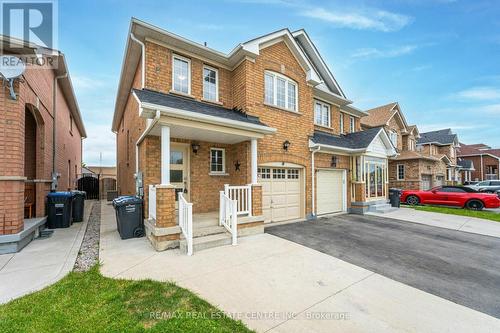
{"left": 458, "top": 143, "right": 500, "bottom": 181}
{"left": 361, "top": 103, "right": 459, "bottom": 190}
{"left": 113, "top": 19, "right": 396, "bottom": 252}
{"left": 0, "top": 37, "right": 86, "bottom": 253}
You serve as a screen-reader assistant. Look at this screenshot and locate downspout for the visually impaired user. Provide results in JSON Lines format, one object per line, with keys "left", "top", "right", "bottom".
{"left": 51, "top": 71, "right": 68, "bottom": 191}
{"left": 480, "top": 155, "right": 484, "bottom": 181}
{"left": 311, "top": 146, "right": 321, "bottom": 218}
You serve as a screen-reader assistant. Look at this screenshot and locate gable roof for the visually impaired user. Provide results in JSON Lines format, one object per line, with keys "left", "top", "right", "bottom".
{"left": 310, "top": 127, "right": 397, "bottom": 156}
{"left": 458, "top": 143, "right": 500, "bottom": 159}
{"left": 361, "top": 102, "right": 398, "bottom": 128}
{"left": 133, "top": 89, "right": 268, "bottom": 127}
{"left": 417, "top": 128, "right": 458, "bottom": 146}
{"left": 112, "top": 18, "right": 352, "bottom": 132}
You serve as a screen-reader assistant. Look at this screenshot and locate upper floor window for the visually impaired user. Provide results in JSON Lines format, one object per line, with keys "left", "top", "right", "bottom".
{"left": 203, "top": 65, "right": 218, "bottom": 102}
{"left": 389, "top": 131, "right": 398, "bottom": 147}
{"left": 314, "top": 101, "right": 330, "bottom": 127}
{"left": 409, "top": 139, "right": 415, "bottom": 151}
{"left": 264, "top": 71, "right": 297, "bottom": 112}
{"left": 349, "top": 116, "right": 355, "bottom": 133}
{"left": 340, "top": 113, "right": 344, "bottom": 134}
{"left": 172, "top": 54, "right": 191, "bottom": 94}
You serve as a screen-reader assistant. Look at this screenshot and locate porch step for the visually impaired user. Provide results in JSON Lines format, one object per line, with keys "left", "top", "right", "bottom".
{"left": 369, "top": 203, "right": 399, "bottom": 214}
{"left": 180, "top": 232, "right": 233, "bottom": 254}
{"left": 192, "top": 225, "right": 226, "bottom": 238}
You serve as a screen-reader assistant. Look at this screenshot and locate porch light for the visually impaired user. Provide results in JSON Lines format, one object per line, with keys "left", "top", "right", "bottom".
{"left": 331, "top": 156, "right": 338, "bottom": 168}
{"left": 283, "top": 140, "right": 290, "bottom": 152}
{"left": 191, "top": 142, "right": 200, "bottom": 154}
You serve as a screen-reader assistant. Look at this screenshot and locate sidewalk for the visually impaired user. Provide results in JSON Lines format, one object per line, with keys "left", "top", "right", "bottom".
{"left": 368, "top": 207, "right": 500, "bottom": 238}
{"left": 0, "top": 201, "right": 93, "bottom": 304}
{"left": 99, "top": 202, "right": 500, "bottom": 333}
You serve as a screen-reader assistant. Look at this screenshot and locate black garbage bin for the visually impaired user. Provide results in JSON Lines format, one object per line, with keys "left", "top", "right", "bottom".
{"left": 113, "top": 196, "right": 144, "bottom": 239}
{"left": 47, "top": 192, "right": 74, "bottom": 229}
{"left": 389, "top": 188, "right": 402, "bottom": 208}
{"left": 71, "top": 190, "right": 86, "bottom": 222}
{"left": 112, "top": 196, "right": 135, "bottom": 234}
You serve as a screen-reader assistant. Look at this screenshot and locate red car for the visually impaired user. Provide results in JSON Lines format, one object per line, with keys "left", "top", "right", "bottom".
{"left": 401, "top": 186, "right": 500, "bottom": 210}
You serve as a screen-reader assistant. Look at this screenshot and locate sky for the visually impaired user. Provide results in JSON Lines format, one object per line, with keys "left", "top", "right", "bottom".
{"left": 54, "top": 0, "right": 500, "bottom": 166}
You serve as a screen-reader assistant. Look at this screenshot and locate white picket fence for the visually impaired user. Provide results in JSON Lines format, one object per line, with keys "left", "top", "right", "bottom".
{"left": 219, "top": 191, "right": 237, "bottom": 245}
{"left": 224, "top": 184, "right": 252, "bottom": 216}
{"left": 148, "top": 185, "right": 156, "bottom": 220}
{"left": 178, "top": 192, "right": 193, "bottom": 256}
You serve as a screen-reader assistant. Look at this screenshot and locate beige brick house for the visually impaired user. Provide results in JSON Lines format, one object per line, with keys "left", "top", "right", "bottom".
{"left": 361, "top": 103, "right": 459, "bottom": 190}
{"left": 113, "top": 19, "right": 396, "bottom": 252}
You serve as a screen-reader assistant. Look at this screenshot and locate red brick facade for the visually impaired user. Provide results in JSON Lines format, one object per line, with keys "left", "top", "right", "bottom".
{"left": 0, "top": 59, "right": 84, "bottom": 235}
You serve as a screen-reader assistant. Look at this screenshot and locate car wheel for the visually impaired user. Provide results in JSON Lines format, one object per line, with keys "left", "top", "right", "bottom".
{"left": 406, "top": 195, "right": 420, "bottom": 206}
{"left": 466, "top": 200, "right": 484, "bottom": 211}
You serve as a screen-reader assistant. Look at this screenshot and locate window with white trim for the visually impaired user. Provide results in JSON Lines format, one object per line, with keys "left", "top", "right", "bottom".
{"left": 349, "top": 116, "right": 355, "bottom": 133}
{"left": 340, "top": 113, "right": 344, "bottom": 134}
{"left": 389, "top": 131, "right": 398, "bottom": 147}
{"left": 314, "top": 100, "right": 330, "bottom": 127}
{"left": 172, "top": 55, "right": 190, "bottom": 94}
{"left": 210, "top": 148, "right": 225, "bottom": 173}
{"left": 397, "top": 164, "right": 405, "bottom": 180}
{"left": 203, "top": 65, "right": 218, "bottom": 101}
{"left": 263, "top": 71, "right": 298, "bottom": 111}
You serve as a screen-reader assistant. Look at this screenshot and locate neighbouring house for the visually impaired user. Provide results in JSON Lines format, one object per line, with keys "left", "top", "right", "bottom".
{"left": 86, "top": 165, "right": 117, "bottom": 199}
{"left": 361, "top": 102, "right": 451, "bottom": 190}
{"left": 458, "top": 143, "right": 500, "bottom": 181}
{"left": 113, "top": 19, "right": 396, "bottom": 252}
{"left": 0, "top": 36, "right": 86, "bottom": 253}
{"left": 416, "top": 129, "right": 462, "bottom": 185}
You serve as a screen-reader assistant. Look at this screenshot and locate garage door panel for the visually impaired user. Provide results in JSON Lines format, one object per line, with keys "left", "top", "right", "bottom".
{"left": 317, "top": 170, "right": 344, "bottom": 215}
{"left": 259, "top": 167, "right": 302, "bottom": 223}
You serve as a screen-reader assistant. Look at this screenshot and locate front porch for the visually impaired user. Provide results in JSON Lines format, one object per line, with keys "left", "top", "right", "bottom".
{"left": 135, "top": 90, "right": 275, "bottom": 253}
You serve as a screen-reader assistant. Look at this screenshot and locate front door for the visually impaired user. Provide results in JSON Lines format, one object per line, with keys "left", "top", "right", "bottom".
{"left": 364, "top": 159, "right": 386, "bottom": 200}
{"left": 170, "top": 144, "right": 189, "bottom": 207}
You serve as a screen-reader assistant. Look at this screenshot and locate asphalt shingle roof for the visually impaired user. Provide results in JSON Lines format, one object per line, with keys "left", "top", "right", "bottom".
{"left": 360, "top": 102, "right": 398, "bottom": 128}
{"left": 133, "top": 89, "right": 267, "bottom": 127}
{"left": 311, "top": 127, "right": 384, "bottom": 150}
{"left": 417, "top": 128, "right": 457, "bottom": 145}
{"left": 457, "top": 159, "right": 474, "bottom": 170}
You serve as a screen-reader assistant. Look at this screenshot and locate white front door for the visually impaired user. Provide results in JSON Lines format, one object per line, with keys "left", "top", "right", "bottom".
{"left": 317, "top": 170, "right": 345, "bottom": 215}
{"left": 170, "top": 144, "right": 189, "bottom": 207}
{"left": 259, "top": 167, "right": 302, "bottom": 223}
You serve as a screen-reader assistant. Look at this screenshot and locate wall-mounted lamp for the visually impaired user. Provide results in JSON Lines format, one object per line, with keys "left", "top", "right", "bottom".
{"left": 283, "top": 140, "right": 290, "bottom": 152}
{"left": 191, "top": 142, "right": 200, "bottom": 154}
{"left": 331, "top": 156, "right": 338, "bottom": 168}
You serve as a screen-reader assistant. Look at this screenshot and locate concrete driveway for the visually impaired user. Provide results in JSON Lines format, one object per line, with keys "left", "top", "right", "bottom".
{"left": 267, "top": 214, "right": 500, "bottom": 319}
{"left": 100, "top": 202, "right": 500, "bottom": 332}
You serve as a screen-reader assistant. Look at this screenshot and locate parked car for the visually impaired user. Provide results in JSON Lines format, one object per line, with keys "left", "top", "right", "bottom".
{"left": 402, "top": 186, "right": 500, "bottom": 210}
{"left": 463, "top": 181, "right": 479, "bottom": 186}
{"left": 465, "top": 180, "right": 500, "bottom": 192}
{"left": 478, "top": 184, "right": 500, "bottom": 194}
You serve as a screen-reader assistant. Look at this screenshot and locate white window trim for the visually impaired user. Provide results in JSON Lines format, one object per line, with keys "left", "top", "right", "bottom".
{"left": 340, "top": 113, "right": 344, "bottom": 134}
{"left": 264, "top": 70, "right": 298, "bottom": 112}
{"left": 210, "top": 148, "right": 226, "bottom": 174}
{"left": 314, "top": 100, "right": 330, "bottom": 127}
{"left": 397, "top": 164, "right": 405, "bottom": 180}
{"left": 172, "top": 54, "right": 191, "bottom": 95}
{"left": 349, "top": 116, "right": 355, "bottom": 133}
{"left": 202, "top": 64, "right": 219, "bottom": 102}
{"left": 389, "top": 131, "right": 398, "bottom": 147}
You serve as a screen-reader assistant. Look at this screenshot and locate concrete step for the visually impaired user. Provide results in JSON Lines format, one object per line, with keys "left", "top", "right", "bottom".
{"left": 180, "top": 232, "right": 233, "bottom": 254}
{"left": 192, "top": 225, "right": 226, "bottom": 238}
{"left": 370, "top": 203, "right": 399, "bottom": 214}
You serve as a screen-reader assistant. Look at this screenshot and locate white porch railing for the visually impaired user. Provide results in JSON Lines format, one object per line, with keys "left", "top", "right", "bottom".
{"left": 148, "top": 185, "right": 156, "bottom": 220}
{"left": 224, "top": 184, "right": 252, "bottom": 216}
{"left": 219, "top": 191, "right": 237, "bottom": 245}
{"left": 178, "top": 192, "right": 193, "bottom": 256}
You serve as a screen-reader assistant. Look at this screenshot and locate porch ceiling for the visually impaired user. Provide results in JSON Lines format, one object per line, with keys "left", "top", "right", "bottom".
{"left": 148, "top": 119, "right": 261, "bottom": 144}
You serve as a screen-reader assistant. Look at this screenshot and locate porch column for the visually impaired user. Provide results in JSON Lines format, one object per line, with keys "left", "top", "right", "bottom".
{"left": 251, "top": 138, "right": 258, "bottom": 184}
{"left": 161, "top": 125, "right": 170, "bottom": 185}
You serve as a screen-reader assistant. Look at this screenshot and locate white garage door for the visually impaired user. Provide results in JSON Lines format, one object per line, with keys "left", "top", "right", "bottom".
{"left": 317, "top": 170, "right": 344, "bottom": 215}
{"left": 259, "top": 167, "right": 302, "bottom": 223}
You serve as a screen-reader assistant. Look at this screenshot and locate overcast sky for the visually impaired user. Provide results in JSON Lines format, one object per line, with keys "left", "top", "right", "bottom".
{"left": 56, "top": 0, "right": 500, "bottom": 166}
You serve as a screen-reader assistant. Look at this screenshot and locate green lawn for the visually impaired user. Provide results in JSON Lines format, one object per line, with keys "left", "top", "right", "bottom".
{"left": 403, "top": 204, "right": 500, "bottom": 223}
{"left": 0, "top": 266, "right": 252, "bottom": 333}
